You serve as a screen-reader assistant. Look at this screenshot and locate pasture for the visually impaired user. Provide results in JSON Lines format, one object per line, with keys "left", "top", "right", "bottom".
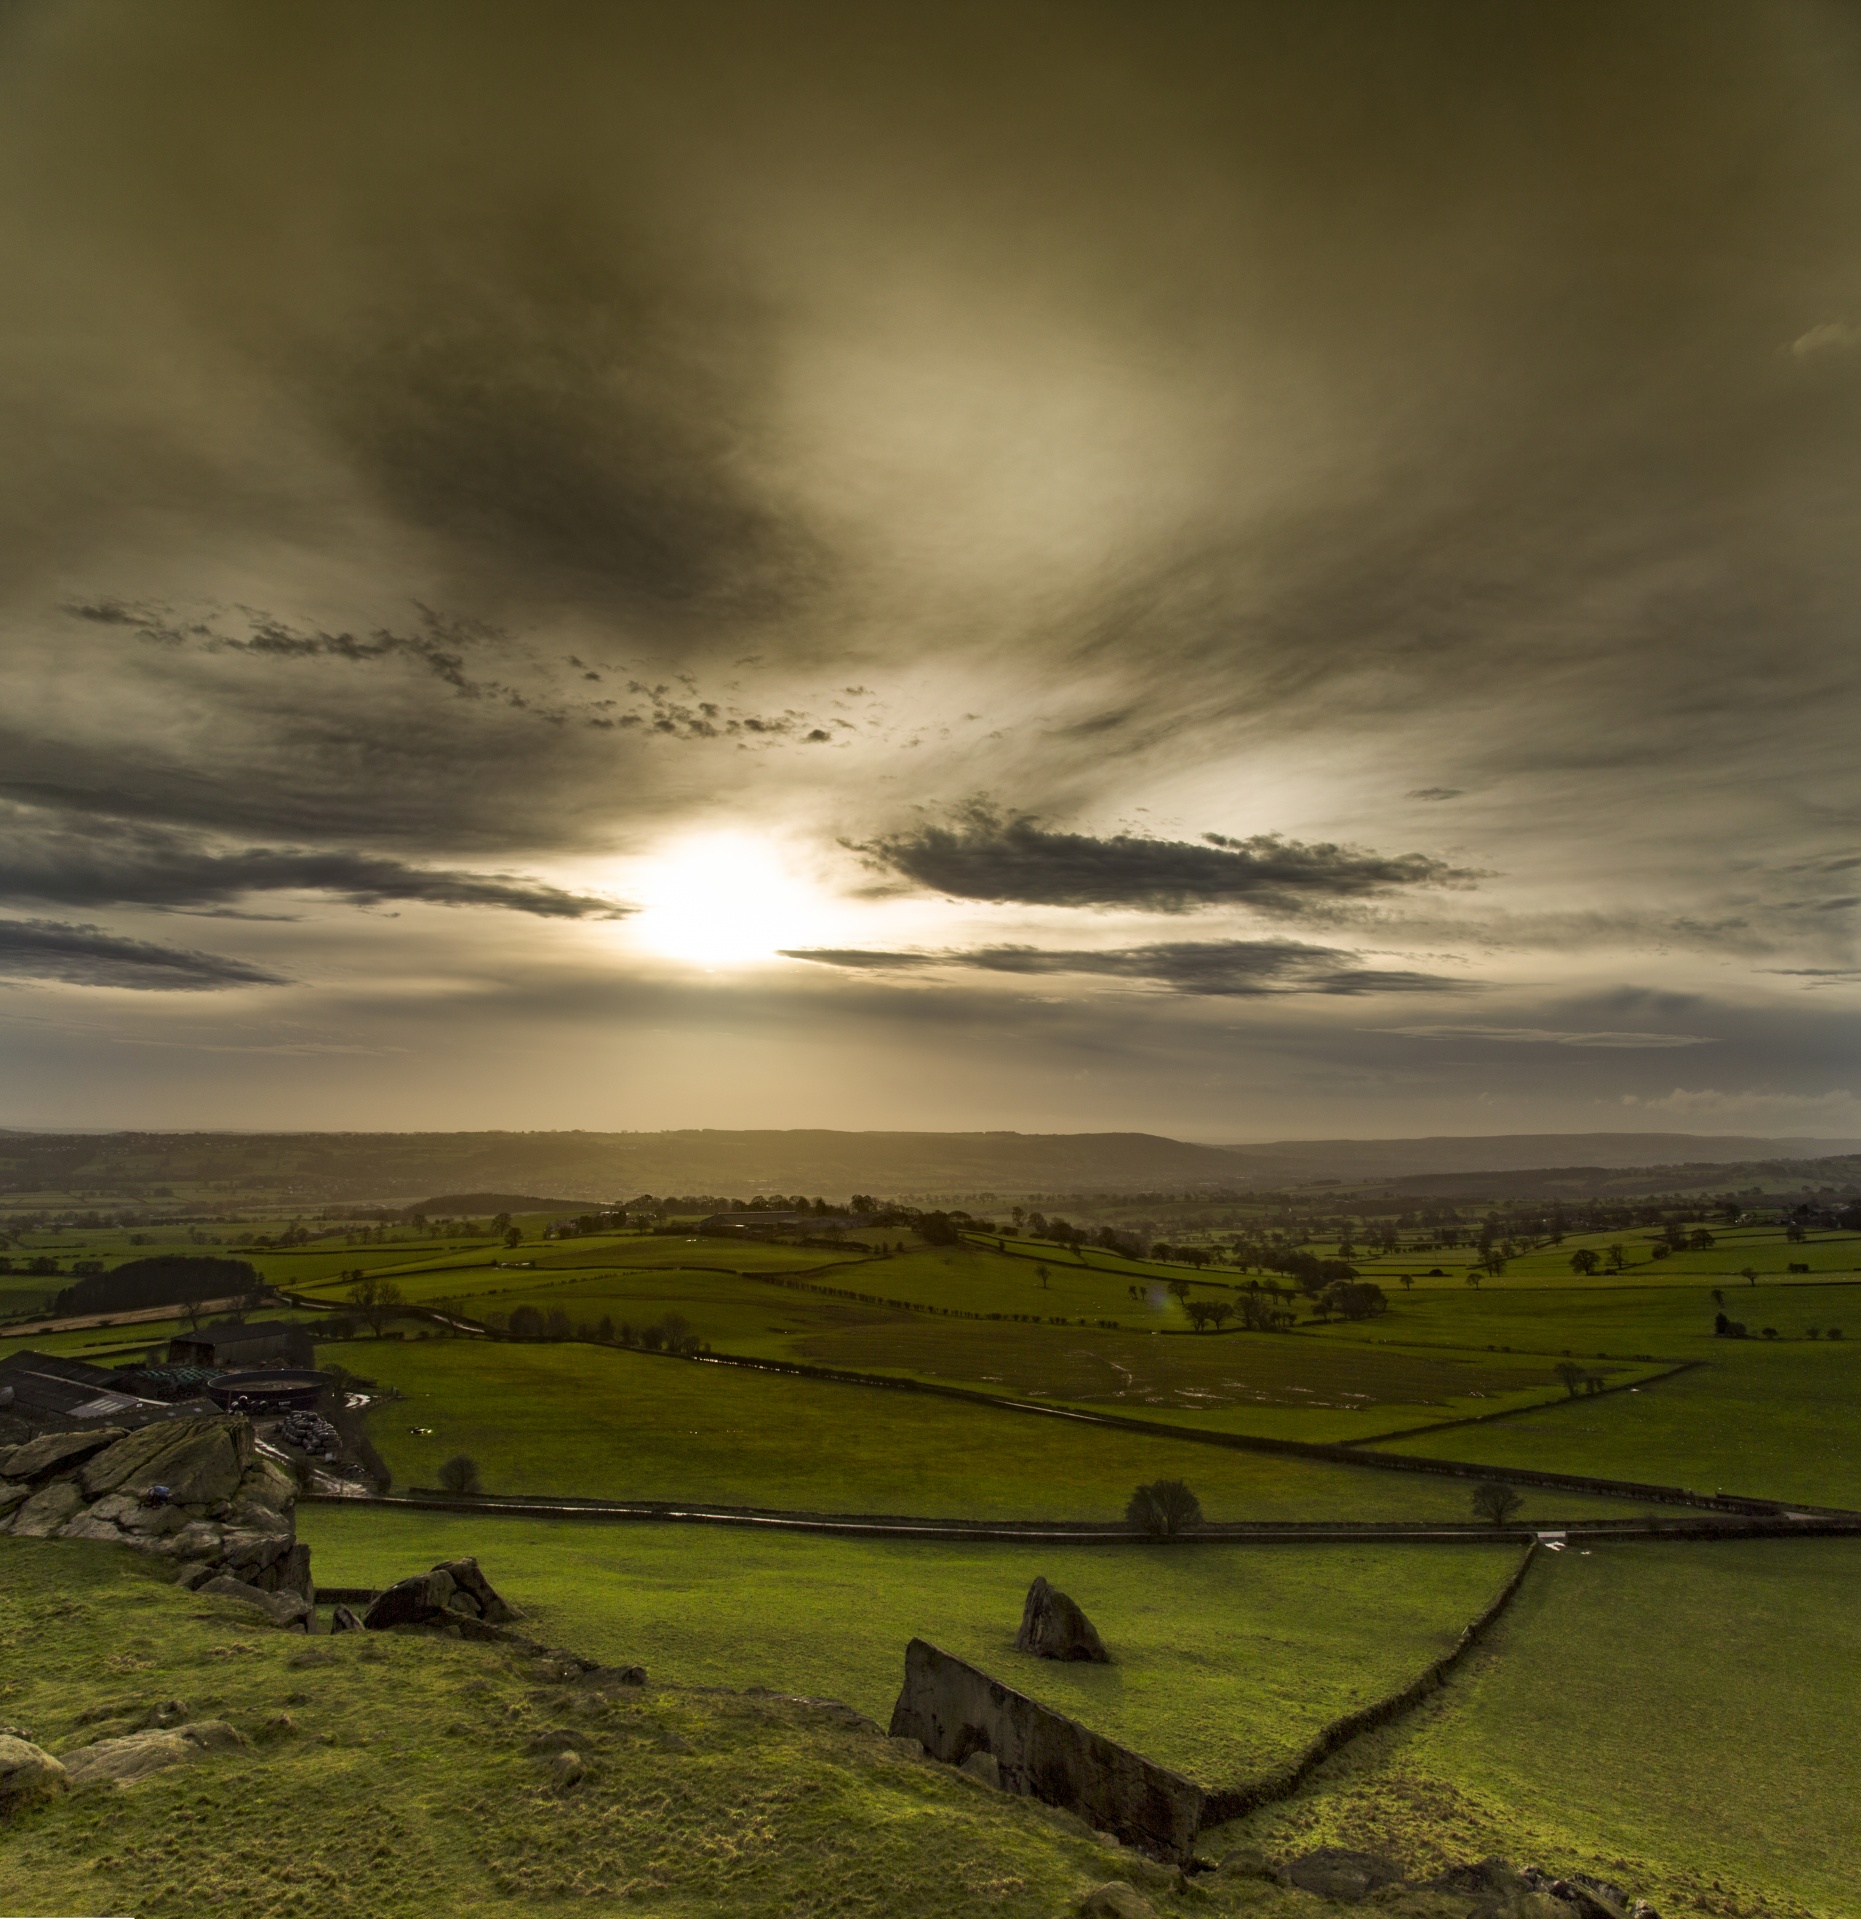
{"left": 1230, "top": 1538, "right": 1861, "bottom": 1918}
{"left": 325, "top": 1335, "right": 1655, "bottom": 1523}
{"left": 297, "top": 1503, "right": 1522, "bottom": 1788}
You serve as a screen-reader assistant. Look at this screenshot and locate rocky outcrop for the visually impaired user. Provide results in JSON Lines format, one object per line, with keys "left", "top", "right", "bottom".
{"left": 195, "top": 1575, "right": 312, "bottom": 1630}
{"left": 0, "top": 1412, "right": 307, "bottom": 1624}
{"left": 888, "top": 1639, "right": 1203, "bottom": 1863}
{"left": 1015, "top": 1577, "right": 1110, "bottom": 1663}
{"left": 363, "top": 1557, "right": 518, "bottom": 1632}
{"left": 1279, "top": 1848, "right": 1406, "bottom": 1901}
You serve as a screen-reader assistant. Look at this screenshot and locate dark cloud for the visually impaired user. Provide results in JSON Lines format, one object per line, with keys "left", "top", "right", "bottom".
{"left": 0, "top": 802, "right": 630, "bottom": 920}
{"left": 853, "top": 805, "right": 1477, "bottom": 912}
{"left": 0, "top": 918, "right": 287, "bottom": 991}
{"left": 783, "top": 939, "right": 1468, "bottom": 997}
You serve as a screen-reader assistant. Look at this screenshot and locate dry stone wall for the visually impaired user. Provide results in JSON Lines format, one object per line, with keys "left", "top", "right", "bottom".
{"left": 888, "top": 1638, "right": 1205, "bottom": 1863}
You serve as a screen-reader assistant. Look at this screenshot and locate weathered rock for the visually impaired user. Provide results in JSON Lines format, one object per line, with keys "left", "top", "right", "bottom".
{"left": 960, "top": 1749, "right": 1002, "bottom": 1788}
{"left": 889, "top": 1734, "right": 926, "bottom": 1757}
{"left": 59, "top": 1719, "right": 247, "bottom": 1789}
{"left": 196, "top": 1574, "right": 312, "bottom": 1629}
{"left": 174, "top": 1561, "right": 216, "bottom": 1591}
{"left": 59, "top": 1730, "right": 195, "bottom": 1788}
{"left": 163, "top": 1519, "right": 225, "bottom": 1560}
{"left": 548, "top": 1749, "right": 585, "bottom": 1788}
{"left": 435, "top": 1557, "right": 517, "bottom": 1623}
{"left": 226, "top": 1455, "right": 297, "bottom": 1530}
{"left": 8, "top": 1478, "right": 85, "bottom": 1537}
{"left": 0, "top": 1734, "right": 67, "bottom": 1805}
{"left": 0, "top": 1479, "right": 31, "bottom": 1519}
{"left": 1015, "top": 1576, "right": 1111, "bottom": 1663}
{"left": 82, "top": 1414, "right": 252, "bottom": 1505}
{"left": 888, "top": 1639, "right": 1204, "bottom": 1863}
{"left": 0, "top": 1428, "right": 128, "bottom": 1482}
{"left": 329, "top": 1603, "right": 364, "bottom": 1634}
{"left": 1078, "top": 1885, "right": 1157, "bottom": 1919}
{"left": 58, "top": 1508, "right": 129, "bottom": 1543}
{"left": 363, "top": 1566, "right": 457, "bottom": 1628}
{"left": 1280, "top": 1848, "right": 1406, "bottom": 1901}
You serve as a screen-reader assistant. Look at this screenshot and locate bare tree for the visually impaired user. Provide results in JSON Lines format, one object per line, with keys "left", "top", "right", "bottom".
{"left": 1471, "top": 1481, "right": 1523, "bottom": 1527}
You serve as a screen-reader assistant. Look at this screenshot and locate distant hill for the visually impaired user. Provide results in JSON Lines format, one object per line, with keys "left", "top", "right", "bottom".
{"left": 400, "top": 1193, "right": 594, "bottom": 1217}
{"left": 3, "top": 1125, "right": 1861, "bottom": 1207}
{"left": 1211, "top": 1132, "right": 1861, "bottom": 1185}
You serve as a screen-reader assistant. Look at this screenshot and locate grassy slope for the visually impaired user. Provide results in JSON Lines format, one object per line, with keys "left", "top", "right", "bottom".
{"left": 337, "top": 1336, "right": 1653, "bottom": 1523}
{"left": 1225, "top": 1539, "right": 1861, "bottom": 1919}
{"left": 2, "top": 1534, "right": 1306, "bottom": 1919}
{"left": 297, "top": 1504, "right": 1519, "bottom": 1787}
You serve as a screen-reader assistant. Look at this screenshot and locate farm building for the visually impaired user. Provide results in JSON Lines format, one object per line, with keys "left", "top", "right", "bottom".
{"left": 166, "top": 1320, "right": 315, "bottom": 1371}
{"left": 0, "top": 1349, "right": 210, "bottom": 1431}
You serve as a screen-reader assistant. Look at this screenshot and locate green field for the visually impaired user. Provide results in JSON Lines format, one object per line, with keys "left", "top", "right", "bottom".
{"left": 329, "top": 1335, "right": 1654, "bottom": 1523}
{"left": 1299, "top": 1283, "right": 1861, "bottom": 1509}
{"left": 298, "top": 1504, "right": 1522, "bottom": 1788}
{"left": 1227, "top": 1539, "right": 1861, "bottom": 1918}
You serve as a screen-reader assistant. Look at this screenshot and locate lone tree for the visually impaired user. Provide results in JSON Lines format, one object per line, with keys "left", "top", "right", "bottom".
{"left": 1553, "top": 1360, "right": 1588, "bottom": 1399}
{"left": 1126, "top": 1479, "right": 1203, "bottom": 1541}
{"left": 1471, "top": 1480, "right": 1523, "bottom": 1527}
{"left": 437, "top": 1454, "right": 482, "bottom": 1496}
{"left": 1568, "top": 1248, "right": 1600, "bottom": 1276}
{"left": 346, "top": 1273, "right": 404, "bottom": 1337}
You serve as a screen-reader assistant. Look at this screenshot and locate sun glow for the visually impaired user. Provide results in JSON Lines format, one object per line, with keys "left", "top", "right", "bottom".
{"left": 631, "top": 833, "right": 836, "bottom": 968}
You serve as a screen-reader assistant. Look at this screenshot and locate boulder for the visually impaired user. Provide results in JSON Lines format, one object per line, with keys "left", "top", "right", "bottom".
{"left": 59, "top": 1730, "right": 195, "bottom": 1788}
{"left": 1279, "top": 1849, "right": 1407, "bottom": 1902}
{"left": 1078, "top": 1886, "right": 1157, "bottom": 1919}
{"left": 548, "top": 1749, "right": 585, "bottom": 1788}
{"left": 226, "top": 1455, "right": 297, "bottom": 1529}
{"left": 8, "top": 1478, "right": 85, "bottom": 1537}
{"left": 216, "top": 1531, "right": 309, "bottom": 1597}
{"left": 329, "top": 1604, "right": 365, "bottom": 1634}
{"left": 959, "top": 1750, "right": 1002, "bottom": 1788}
{"left": 195, "top": 1574, "right": 312, "bottom": 1629}
{"left": 0, "top": 1734, "right": 67, "bottom": 1805}
{"left": 163, "top": 1519, "right": 225, "bottom": 1560}
{"left": 59, "top": 1720, "right": 247, "bottom": 1789}
{"left": 59, "top": 1508, "right": 129, "bottom": 1543}
{"left": 0, "top": 1427, "right": 128, "bottom": 1481}
{"left": 82, "top": 1414, "right": 252, "bottom": 1505}
{"left": 1015, "top": 1576, "right": 1111, "bottom": 1663}
{"left": 363, "top": 1566, "right": 458, "bottom": 1629}
{"left": 439, "top": 1556, "right": 517, "bottom": 1622}
{"left": 0, "top": 1479, "right": 31, "bottom": 1519}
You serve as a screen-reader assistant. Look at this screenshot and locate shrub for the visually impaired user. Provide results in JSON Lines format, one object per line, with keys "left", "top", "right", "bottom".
{"left": 1125, "top": 1479, "right": 1202, "bottom": 1541}
{"left": 437, "top": 1454, "right": 482, "bottom": 1496}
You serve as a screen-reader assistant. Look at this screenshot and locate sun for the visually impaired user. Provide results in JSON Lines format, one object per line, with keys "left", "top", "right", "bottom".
{"left": 631, "top": 832, "right": 831, "bottom": 968}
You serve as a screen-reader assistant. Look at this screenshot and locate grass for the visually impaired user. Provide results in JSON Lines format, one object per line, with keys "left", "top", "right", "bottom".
{"left": 1319, "top": 1284, "right": 1861, "bottom": 1508}
{"left": 331, "top": 1335, "right": 1656, "bottom": 1523}
{"left": 1224, "top": 1538, "right": 1861, "bottom": 1918}
{"left": 0, "top": 1533, "right": 1262, "bottom": 1919}
{"left": 296, "top": 1504, "right": 1523, "bottom": 1788}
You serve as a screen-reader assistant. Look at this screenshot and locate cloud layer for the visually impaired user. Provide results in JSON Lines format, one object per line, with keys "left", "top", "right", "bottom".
{"left": 0, "top": 3, "right": 1855, "bottom": 1131}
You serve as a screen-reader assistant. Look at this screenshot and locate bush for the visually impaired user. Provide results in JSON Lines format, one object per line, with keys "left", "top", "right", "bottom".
{"left": 1125, "top": 1479, "right": 1203, "bottom": 1540}
{"left": 437, "top": 1454, "right": 482, "bottom": 1495}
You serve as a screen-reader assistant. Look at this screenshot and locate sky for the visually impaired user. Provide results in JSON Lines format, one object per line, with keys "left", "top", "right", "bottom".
{"left": 2, "top": 0, "right": 1860, "bottom": 1141}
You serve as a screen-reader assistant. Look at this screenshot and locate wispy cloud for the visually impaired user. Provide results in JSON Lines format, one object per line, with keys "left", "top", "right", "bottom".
{"left": 0, "top": 919, "right": 288, "bottom": 991}
{"left": 0, "top": 804, "right": 630, "bottom": 921}
{"left": 784, "top": 938, "right": 1469, "bottom": 997}
{"left": 1383, "top": 1024, "right": 1713, "bottom": 1048}
{"left": 853, "top": 804, "right": 1479, "bottom": 913}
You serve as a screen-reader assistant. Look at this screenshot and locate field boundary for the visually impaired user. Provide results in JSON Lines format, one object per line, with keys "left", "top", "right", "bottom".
{"left": 1199, "top": 1540, "right": 1543, "bottom": 1825}
{"left": 300, "top": 1489, "right": 1861, "bottom": 1545}
{"left": 1343, "top": 1359, "right": 1700, "bottom": 1444}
